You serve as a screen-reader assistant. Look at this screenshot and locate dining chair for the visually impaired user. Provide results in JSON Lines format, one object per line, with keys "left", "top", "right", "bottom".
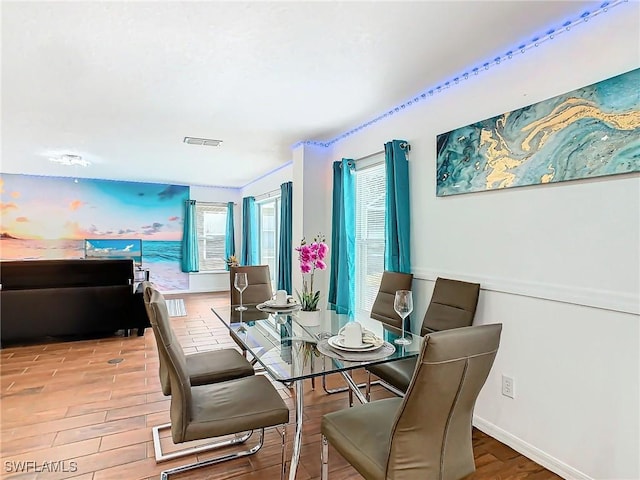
{"left": 323, "top": 271, "right": 413, "bottom": 399}
{"left": 229, "top": 265, "right": 273, "bottom": 306}
{"left": 141, "top": 282, "right": 256, "bottom": 462}
{"left": 229, "top": 265, "right": 274, "bottom": 360}
{"left": 370, "top": 271, "right": 414, "bottom": 331}
{"left": 365, "top": 277, "right": 481, "bottom": 398}
{"left": 147, "top": 287, "right": 290, "bottom": 480}
{"left": 321, "top": 323, "right": 502, "bottom": 480}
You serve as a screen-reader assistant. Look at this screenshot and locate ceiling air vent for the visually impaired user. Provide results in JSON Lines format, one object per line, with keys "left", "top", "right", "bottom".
{"left": 48, "top": 154, "right": 91, "bottom": 167}
{"left": 183, "top": 137, "right": 223, "bottom": 147}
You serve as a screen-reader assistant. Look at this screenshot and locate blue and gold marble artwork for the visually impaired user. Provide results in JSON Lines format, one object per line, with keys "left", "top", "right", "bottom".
{"left": 436, "top": 68, "right": 640, "bottom": 196}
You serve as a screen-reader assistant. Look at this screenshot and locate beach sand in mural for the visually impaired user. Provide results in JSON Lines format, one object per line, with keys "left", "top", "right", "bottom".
{"left": 144, "top": 261, "right": 189, "bottom": 291}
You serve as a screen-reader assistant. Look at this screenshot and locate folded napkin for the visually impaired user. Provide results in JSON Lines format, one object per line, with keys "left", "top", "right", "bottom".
{"left": 362, "top": 330, "right": 384, "bottom": 348}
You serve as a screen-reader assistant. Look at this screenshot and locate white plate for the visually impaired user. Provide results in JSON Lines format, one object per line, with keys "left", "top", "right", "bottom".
{"left": 256, "top": 303, "right": 301, "bottom": 313}
{"left": 328, "top": 335, "right": 381, "bottom": 352}
{"left": 264, "top": 299, "right": 298, "bottom": 308}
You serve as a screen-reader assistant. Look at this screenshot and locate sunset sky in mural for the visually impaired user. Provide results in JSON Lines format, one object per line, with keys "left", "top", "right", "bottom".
{"left": 0, "top": 175, "right": 188, "bottom": 240}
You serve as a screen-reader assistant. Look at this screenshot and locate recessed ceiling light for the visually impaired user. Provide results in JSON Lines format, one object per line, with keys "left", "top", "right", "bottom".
{"left": 49, "top": 154, "right": 91, "bottom": 167}
{"left": 183, "top": 137, "right": 223, "bottom": 147}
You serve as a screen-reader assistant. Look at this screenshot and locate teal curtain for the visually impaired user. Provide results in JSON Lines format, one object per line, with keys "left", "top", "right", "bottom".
{"left": 241, "top": 196, "right": 258, "bottom": 265}
{"left": 384, "top": 140, "right": 411, "bottom": 274}
{"left": 181, "top": 199, "right": 199, "bottom": 273}
{"left": 384, "top": 140, "right": 411, "bottom": 332}
{"left": 224, "top": 201, "right": 235, "bottom": 271}
{"left": 328, "top": 159, "right": 356, "bottom": 317}
{"left": 277, "top": 181, "right": 293, "bottom": 293}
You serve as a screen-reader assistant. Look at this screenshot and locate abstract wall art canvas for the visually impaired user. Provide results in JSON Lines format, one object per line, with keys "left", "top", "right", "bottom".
{"left": 0, "top": 174, "right": 190, "bottom": 290}
{"left": 436, "top": 68, "right": 640, "bottom": 196}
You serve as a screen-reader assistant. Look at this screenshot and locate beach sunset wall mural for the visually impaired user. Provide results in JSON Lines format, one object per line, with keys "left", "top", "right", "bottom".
{"left": 0, "top": 173, "right": 189, "bottom": 290}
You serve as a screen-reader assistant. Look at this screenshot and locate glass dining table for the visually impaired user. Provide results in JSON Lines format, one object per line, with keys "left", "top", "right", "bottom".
{"left": 211, "top": 304, "right": 423, "bottom": 480}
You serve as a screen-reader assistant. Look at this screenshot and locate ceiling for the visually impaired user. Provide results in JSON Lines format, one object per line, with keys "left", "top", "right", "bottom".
{"left": 1, "top": 1, "right": 601, "bottom": 189}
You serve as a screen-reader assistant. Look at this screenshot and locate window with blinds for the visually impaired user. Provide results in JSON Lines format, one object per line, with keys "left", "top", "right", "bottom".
{"left": 258, "top": 196, "right": 280, "bottom": 286}
{"left": 195, "top": 203, "right": 227, "bottom": 271}
{"left": 355, "top": 161, "right": 386, "bottom": 315}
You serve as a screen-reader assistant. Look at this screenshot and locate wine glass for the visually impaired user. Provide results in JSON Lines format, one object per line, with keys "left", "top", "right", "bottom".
{"left": 393, "top": 290, "right": 413, "bottom": 345}
{"left": 234, "top": 272, "right": 248, "bottom": 311}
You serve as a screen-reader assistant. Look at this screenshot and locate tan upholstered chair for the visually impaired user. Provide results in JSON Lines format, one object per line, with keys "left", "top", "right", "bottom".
{"left": 147, "top": 288, "right": 290, "bottom": 480}
{"left": 321, "top": 323, "right": 502, "bottom": 480}
{"left": 420, "top": 277, "right": 481, "bottom": 335}
{"left": 229, "top": 266, "right": 273, "bottom": 358}
{"left": 142, "top": 282, "right": 254, "bottom": 396}
{"left": 370, "top": 271, "right": 414, "bottom": 331}
{"left": 229, "top": 265, "right": 273, "bottom": 305}
{"left": 142, "top": 283, "right": 256, "bottom": 463}
{"left": 366, "top": 277, "right": 480, "bottom": 396}
{"left": 323, "top": 271, "right": 413, "bottom": 400}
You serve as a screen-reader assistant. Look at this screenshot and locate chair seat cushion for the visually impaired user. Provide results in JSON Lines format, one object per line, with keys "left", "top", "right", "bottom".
{"left": 184, "top": 375, "right": 289, "bottom": 442}
{"left": 321, "top": 397, "right": 402, "bottom": 480}
{"left": 186, "top": 349, "right": 254, "bottom": 386}
{"left": 366, "top": 357, "right": 417, "bottom": 393}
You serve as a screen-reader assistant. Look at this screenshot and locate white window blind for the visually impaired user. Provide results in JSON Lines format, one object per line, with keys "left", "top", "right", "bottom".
{"left": 258, "top": 196, "right": 280, "bottom": 286}
{"left": 196, "top": 202, "right": 227, "bottom": 271}
{"left": 355, "top": 161, "right": 386, "bottom": 315}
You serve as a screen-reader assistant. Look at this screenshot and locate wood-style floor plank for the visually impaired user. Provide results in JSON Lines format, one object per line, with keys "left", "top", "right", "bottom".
{"left": 0, "top": 292, "right": 562, "bottom": 479}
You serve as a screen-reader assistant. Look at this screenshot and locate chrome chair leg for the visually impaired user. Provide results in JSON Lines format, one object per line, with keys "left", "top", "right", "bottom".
{"left": 363, "top": 371, "right": 407, "bottom": 399}
{"left": 152, "top": 423, "right": 252, "bottom": 462}
{"left": 348, "top": 371, "right": 354, "bottom": 407}
{"left": 321, "top": 434, "right": 329, "bottom": 480}
{"left": 280, "top": 425, "right": 287, "bottom": 480}
{"left": 322, "top": 370, "right": 383, "bottom": 396}
{"left": 339, "top": 370, "right": 368, "bottom": 405}
{"left": 371, "top": 376, "right": 406, "bottom": 398}
{"left": 310, "top": 354, "right": 316, "bottom": 390}
{"left": 160, "top": 428, "right": 274, "bottom": 479}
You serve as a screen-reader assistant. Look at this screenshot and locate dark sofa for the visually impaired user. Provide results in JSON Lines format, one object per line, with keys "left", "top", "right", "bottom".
{"left": 0, "top": 259, "right": 149, "bottom": 345}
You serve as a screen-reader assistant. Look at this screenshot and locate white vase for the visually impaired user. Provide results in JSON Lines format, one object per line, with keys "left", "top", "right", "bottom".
{"left": 297, "top": 309, "right": 320, "bottom": 326}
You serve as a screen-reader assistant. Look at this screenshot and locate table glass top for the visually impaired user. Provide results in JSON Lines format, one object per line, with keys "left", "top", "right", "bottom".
{"left": 211, "top": 305, "right": 423, "bottom": 383}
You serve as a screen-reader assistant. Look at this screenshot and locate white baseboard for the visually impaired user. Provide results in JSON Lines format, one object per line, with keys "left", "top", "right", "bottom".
{"left": 412, "top": 268, "right": 639, "bottom": 315}
{"left": 473, "top": 416, "right": 592, "bottom": 480}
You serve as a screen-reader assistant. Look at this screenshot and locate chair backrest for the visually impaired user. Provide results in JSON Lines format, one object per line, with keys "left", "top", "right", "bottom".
{"left": 420, "top": 277, "right": 480, "bottom": 335}
{"left": 143, "top": 282, "right": 186, "bottom": 395}
{"left": 229, "top": 265, "right": 273, "bottom": 305}
{"left": 388, "top": 323, "right": 502, "bottom": 479}
{"left": 147, "top": 287, "right": 193, "bottom": 444}
{"left": 370, "top": 271, "right": 414, "bottom": 330}
{"left": 141, "top": 282, "right": 174, "bottom": 395}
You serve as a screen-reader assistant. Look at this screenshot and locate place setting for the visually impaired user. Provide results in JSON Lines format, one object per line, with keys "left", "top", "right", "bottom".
{"left": 256, "top": 289, "right": 302, "bottom": 313}
{"left": 317, "top": 321, "right": 396, "bottom": 362}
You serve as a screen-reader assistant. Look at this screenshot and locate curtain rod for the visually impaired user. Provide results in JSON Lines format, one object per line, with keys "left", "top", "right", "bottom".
{"left": 254, "top": 188, "right": 281, "bottom": 201}
{"left": 197, "top": 200, "right": 237, "bottom": 205}
{"left": 355, "top": 149, "right": 384, "bottom": 162}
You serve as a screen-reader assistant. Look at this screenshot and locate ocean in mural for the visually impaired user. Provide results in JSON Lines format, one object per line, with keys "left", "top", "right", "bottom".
{"left": 436, "top": 68, "right": 640, "bottom": 196}
{"left": 0, "top": 174, "right": 189, "bottom": 291}
{"left": 0, "top": 239, "right": 184, "bottom": 290}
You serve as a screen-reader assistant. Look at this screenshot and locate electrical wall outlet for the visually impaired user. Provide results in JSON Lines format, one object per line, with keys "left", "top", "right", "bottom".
{"left": 502, "top": 375, "right": 515, "bottom": 399}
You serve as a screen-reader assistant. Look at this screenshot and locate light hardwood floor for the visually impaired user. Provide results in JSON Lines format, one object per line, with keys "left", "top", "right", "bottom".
{"left": 0, "top": 292, "right": 561, "bottom": 480}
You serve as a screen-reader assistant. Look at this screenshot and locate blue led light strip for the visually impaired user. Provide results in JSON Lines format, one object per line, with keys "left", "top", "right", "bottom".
{"left": 292, "top": 0, "right": 626, "bottom": 149}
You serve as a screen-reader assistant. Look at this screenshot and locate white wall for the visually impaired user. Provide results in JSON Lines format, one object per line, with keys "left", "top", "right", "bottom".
{"left": 292, "top": 145, "right": 334, "bottom": 298}
{"left": 241, "top": 162, "right": 293, "bottom": 198}
{"left": 314, "top": 5, "right": 639, "bottom": 479}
